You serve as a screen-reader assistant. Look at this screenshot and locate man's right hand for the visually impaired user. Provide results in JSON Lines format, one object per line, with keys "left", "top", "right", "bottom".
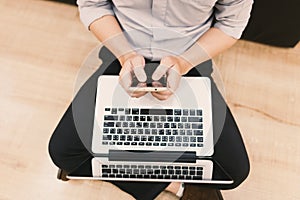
{"left": 119, "top": 53, "right": 148, "bottom": 98}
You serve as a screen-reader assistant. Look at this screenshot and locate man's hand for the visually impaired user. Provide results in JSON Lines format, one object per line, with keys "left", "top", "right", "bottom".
{"left": 151, "top": 56, "right": 192, "bottom": 100}
{"left": 119, "top": 53, "right": 148, "bottom": 98}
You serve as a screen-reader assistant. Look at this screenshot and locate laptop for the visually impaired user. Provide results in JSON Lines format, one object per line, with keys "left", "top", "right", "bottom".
{"left": 84, "top": 71, "right": 232, "bottom": 184}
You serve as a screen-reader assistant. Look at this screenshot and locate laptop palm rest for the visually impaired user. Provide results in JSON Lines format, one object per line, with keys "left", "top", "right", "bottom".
{"left": 109, "top": 150, "right": 196, "bottom": 163}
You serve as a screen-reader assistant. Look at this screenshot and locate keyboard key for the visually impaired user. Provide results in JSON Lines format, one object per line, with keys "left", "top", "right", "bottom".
{"left": 189, "top": 117, "right": 202, "bottom": 122}
{"left": 104, "top": 115, "right": 118, "bottom": 121}
{"left": 119, "top": 115, "right": 125, "bottom": 121}
{"left": 126, "top": 135, "right": 133, "bottom": 141}
{"left": 117, "top": 142, "right": 123, "bottom": 145}
{"left": 157, "top": 123, "right": 163, "bottom": 128}
{"left": 133, "top": 116, "right": 139, "bottom": 121}
{"left": 104, "top": 122, "right": 114, "bottom": 127}
{"left": 138, "top": 129, "right": 144, "bottom": 134}
{"left": 150, "top": 129, "right": 156, "bottom": 135}
{"left": 175, "top": 143, "right": 181, "bottom": 147}
{"left": 116, "top": 122, "right": 121, "bottom": 127}
{"left": 183, "top": 143, "right": 189, "bottom": 147}
{"left": 159, "top": 129, "right": 165, "bottom": 135}
{"left": 117, "top": 129, "right": 122, "bottom": 134}
{"left": 150, "top": 123, "right": 156, "bottom": 128}
{"left": 171, "top": 175, "right": 178, "bottom": 179}
{"left": 136, "top": 122, "right": 142, "bottom": 128}
{"left": 194, "top": 130, "right": 203, "bottom": 135}
{"left": 109, "top": 142, "right": 115, "bottom": 145}
{"left": 105, "top": 108, "right": 110, "bottom": 111}
{"left": 124, "top": 142, "right": 130, "bottom": 145}
{"left": 190, "top": 137, "right": 196, "bottom": 142}
{"left": 197, "top": 143, "right": 204, "bottom": 147}
{"left": 129, "top": 122, "right": 135, "bottom": 127}
{"left": 162, "top": 136, "right": 168, "bottom": 142}
{"left": 167, "top": 117, "right": 173, "bottom": 122}
{"left": 103, "top": 128, "right": 109, "bottom": 133}
{"left": 123, "top": 174, "right": 129, "bottom": 178}
{"left": 138, "top": 142, "right": 145, "bottom": 146}
{"left": 132, "top": 108, "right": 139, "bottom": 115}
{"left": 141, "top": 109, "right": 173, "bottom": 115}
{"left": 197, "top": 137, "right": 203, "bottom": 142}
{"left": 131, "top": 142, "right": 137, "bottom": 145}
{"left": 147, "top": 116, "right": 153, "bottom": 121}
{"left": 181, "top": 117, "right": 187, "bottom": 122}
{"left": 123, "top": 129, "right": 130, "bottom": 134}
{"left": 145, "top": 129, "right": 151, "bottom": 134}
{"left": 155, "top": 136, "right": 161, "bottom": 141}
{"left": 161, "top": 143, "right": 167, "bottom": 146}
{"left": 113, "top": 135, "right": 119, "bottom": 141}
{"left": 171, "top": 123, "right": 177, "bottom": 128}
{"left": 148, "top": 136, "right": 154, "bottom": 141}
{"left": 176, "top": 136, "right": 182, "bottom": 142}
{"left": 168, "top": 143, "right": 174, "bottom": 146}
{"left": 192, "top": 123, "right": 203, "bottom": 129}
{"left": 174, "top": 117, "right": 180, "bottom": 122}
{"left": 160, "top": 116, "right": 166, "bottom": 122}
{"left": 180, "top": 130, "right": 186, "bottom": 135}
{"left": 169, "top": 136, "right": 175, "bottom": 142}
{"left": 196, "top": 109, "right": 202, "bottom": 116}
{"left": 111, "top": 108, "right": 117, "bottom": 114}
{"left": 143, "top": 122, "right": 149, "bottom": 128}
{"left": 102, "top": 135, "right": 112, "bottom": 140}
{"left": 141, "top": 136, "right": 147, "bottom": 141}
{"left": 122, "top": 122, "right": 128, "bottom": 127}
{"left": 193, "top": 176, "right": 202, "bottom": 180}
{"left": 125, "top": 108, "right": 131, "bottom": 114}
{"left": 134, "top": 136, "right": 140, "bottom": 141}
{"left": 182, "top": 136, "right": 190, "bottom": 142}
{"left": 174, "top": 109, "right": 181, "bottom": 115}
{"left": 183, "top": 109, "right": 189, "bottom": 115}
{"left": 102, "top": 169, "right": 111, "bottom": 174}
{"left": 126, "top": 116, "right": 132, "bottom": 121}
{"left": 154, "top": 116, "right": 160, "bottom": 121}
{"left": 140, "top": 116, "right": 146, "bottom": 121}
{"left": 120, "top": 135, "right": 126, "bottom": 141}
{"left": 190, "top": 109, "right": 196, "bottom": 116}
{"left": 164, "top": 123, "right": 170, "bottom": 128}
{"left": 146, "top": 142, "right": 152, "bottom": 146}
{"left": 110, "top": 128, "right": 116, "bottom": 134}
{"left": 153, "top": 142, "right": 159, "bottom": 146}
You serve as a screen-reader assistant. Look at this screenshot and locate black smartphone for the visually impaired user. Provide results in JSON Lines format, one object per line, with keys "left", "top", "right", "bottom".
{"left": 129, "top": 63, "right": 168, "bottom": 92}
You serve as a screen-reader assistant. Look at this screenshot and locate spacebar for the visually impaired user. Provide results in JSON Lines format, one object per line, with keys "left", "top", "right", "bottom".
{"left": 140, "top": 109, "right": 173, "bottom": 115}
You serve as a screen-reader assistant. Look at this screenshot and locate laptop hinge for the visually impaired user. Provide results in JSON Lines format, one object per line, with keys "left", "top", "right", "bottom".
{"left": 109, "top": 150, "right": 196, "bottom": 163}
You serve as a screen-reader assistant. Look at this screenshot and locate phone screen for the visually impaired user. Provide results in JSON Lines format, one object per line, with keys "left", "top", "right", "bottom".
{"left": 130, "top": 63, "right": 167, "bottom": 92}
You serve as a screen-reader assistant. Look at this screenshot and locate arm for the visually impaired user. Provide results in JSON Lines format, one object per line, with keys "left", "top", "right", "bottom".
{"left": 152, "top": 0, "right": 253, "bottom": 100}
{"left": 77, "top": 0, "right": 147, "bottom": 97}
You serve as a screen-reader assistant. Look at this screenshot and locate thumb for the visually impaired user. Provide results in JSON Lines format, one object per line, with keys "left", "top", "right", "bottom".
{"left": 152, "top": 64, "right": 170, "bottom": 81}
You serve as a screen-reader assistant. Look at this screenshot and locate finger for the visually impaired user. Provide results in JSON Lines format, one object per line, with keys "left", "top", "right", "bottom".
{"left": 167, "top": 65, "right": 181, "bottom": 91}
{"left": 151, "top": 90, "right": 173, "bottom": 101}
{"left": 119, "top": 60, "right": 133, "bottom": 88}
{"left": 130, "top": 91, "right": 147, "bottom": 98}
{"left": 152, "top": 64, "right": 170, "bottom": 81}
{"left": 131, "top": 56, "right": 147, "bottom": 82}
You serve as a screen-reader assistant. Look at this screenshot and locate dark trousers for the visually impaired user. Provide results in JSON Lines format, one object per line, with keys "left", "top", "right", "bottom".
{"left": 48, "top": 47, "right": 250, "bottom": 200}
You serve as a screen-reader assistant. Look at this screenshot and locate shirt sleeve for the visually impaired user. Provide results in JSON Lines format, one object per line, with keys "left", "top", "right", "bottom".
{"left": 77, "top": 0, "right": 115, "bottom": 30}
{"left": 213, "top": 0, "right": 253, "bottom": 39}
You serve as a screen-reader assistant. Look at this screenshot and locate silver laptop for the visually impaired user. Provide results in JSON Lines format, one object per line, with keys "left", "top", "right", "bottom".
{"left": 88, "top": 75, "right": 232, "bottom": 183}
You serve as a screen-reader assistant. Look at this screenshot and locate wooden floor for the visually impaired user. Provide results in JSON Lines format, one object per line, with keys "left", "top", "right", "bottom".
{"left": 0, "top": 0, "right": 299, "bottom": 199}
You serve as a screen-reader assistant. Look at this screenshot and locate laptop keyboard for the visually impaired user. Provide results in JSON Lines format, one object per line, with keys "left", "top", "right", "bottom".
{"left": 101, "top": 108, "right": 204, "bottom": 147}
{"left": 101, "top": 163, "right": 203, "bottom": 180}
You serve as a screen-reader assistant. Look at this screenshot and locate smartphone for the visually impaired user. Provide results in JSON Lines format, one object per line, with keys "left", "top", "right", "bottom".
{"left": 129, "top": 63, "right": 168, "bottom": 92}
